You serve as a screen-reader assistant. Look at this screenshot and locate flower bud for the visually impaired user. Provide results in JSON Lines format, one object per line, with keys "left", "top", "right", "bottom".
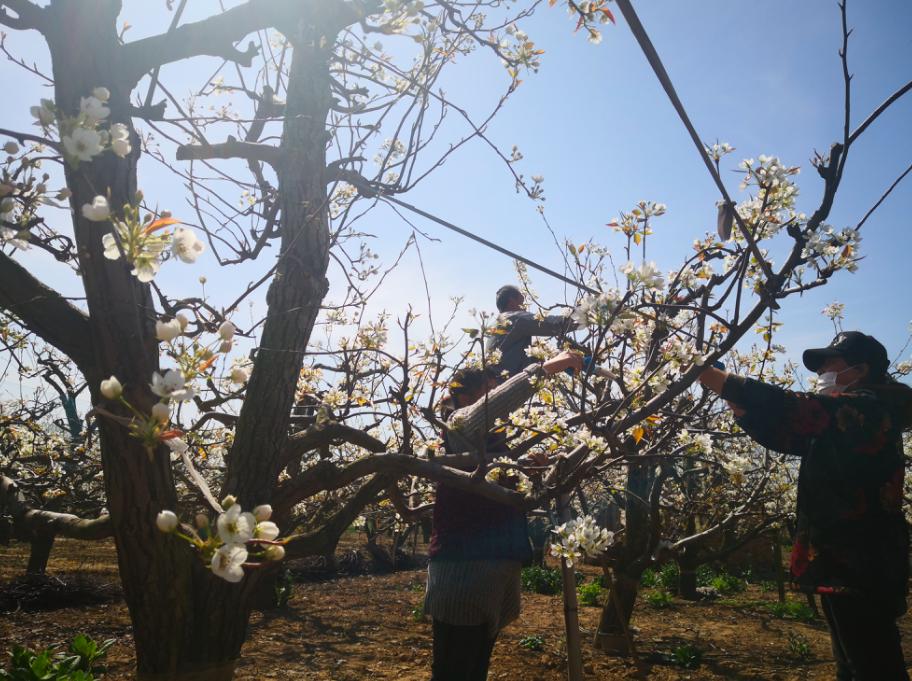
{"left": 253, "top": 504, "right": 272, "bottom": 522}
{"left": 3, "top": 142, "right": 20, "bottom": 155}
{"left": 99, "top": 376, "right": 123, "bottom": 400}
{"left": 155, "top": 319, "right": 182, "bottom": 342}
{"left": 219, "top": 340, "right": 233, "bottom": 354}
{"left": 221, "top": 494, "right": 237, "bottom": 509}
{"left": 176, "top": 313, "right": 189, "bottom": 331}
{"left": 156, "top": 510, "right": 179, "bottom": 533}
{"left": 217, "top": 321, "right": 236, "bottom": 341}
{"left": 195, "top": 513, "right": 210, "bottom": 529}
{"left": 264, "top": 544, "right": 286, "bottom": 561}
{"left": 92, "top": 86, "right": 111, "bottom": 102}
{"left": 151, "top": 402, "right": 170, "bottom": 423}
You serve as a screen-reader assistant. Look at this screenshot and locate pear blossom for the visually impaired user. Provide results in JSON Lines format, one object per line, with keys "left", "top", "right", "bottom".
{"left": 254, "top": 521, "right": 280, "bottom": 541}
{"left": 156, "top": 510, "right": 179, "bottom": 533}
{"left": 31, "top": 99, "right": 55, "bottom": 127}
{"left": 217, "top": 321, "right": 236, "bottom": 341}
{"left": 211, "top": 543, "right": 248, "bottom": 583}
{"left": 155, "top": 318, "right": 182, "bottom": 342}
{"left": 171, "top": 226, "right": 204, "bottom": 263}
{"left": 0, "top": 227, "right": 28, "bottom": 250}
{"left": 150, "top": 369, "right": 195, "bottom": 401}
{"left": 62, "top": 127, "right": 104, "bottom": 163}
{"left": 230, "top": 365, "right": 250, "bottom": 385}
{"left": 176, "top": 313, "right": 189, "bottom": 331}
{"left": 217, "top": 503, "right": 256, "bottom": 544}
{"left": 92, "top": 87, "right": 111, "bottom": 102}
{"left": 99, "top": 375, "right": 123, "bottom": 399}
{"left": 81, "top": 195, "right": 110, "bottom": 222}
{"left": 550, "top": 515, "right": 613, "bottom": 568}
{"left": 102, "top": 217, "right": 170, "bottom": 283}
{"left": 109, "top": 123, "right": 131, "bottom": 158}
{"left": 253, "top": 504, "right": 272, "bottom": 521}
{"left": 79, "top": 95, "right": 110, "bottom": 121}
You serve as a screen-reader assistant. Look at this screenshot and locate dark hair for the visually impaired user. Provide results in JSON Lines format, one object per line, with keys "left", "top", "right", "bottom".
{"left": 496, "top": 284, "right": 522, "bottom": 312}
{"left": 448, "top": 367, "right": 500, "bottom": 403}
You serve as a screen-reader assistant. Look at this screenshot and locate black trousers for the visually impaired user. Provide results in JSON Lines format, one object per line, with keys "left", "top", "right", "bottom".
{"left": 820, "top": 593, "right": 909, "bottom": 681}
{"left": 431, "top": 619, "right": 497, "bottom": 681}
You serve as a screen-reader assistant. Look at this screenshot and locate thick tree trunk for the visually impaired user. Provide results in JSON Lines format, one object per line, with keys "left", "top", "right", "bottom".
{"left": 593, "top": 461, "right": 652, "bottom": 653}
{"left": 41, "top": 2, "right": 341, "bottom": 677}
{"left": 677, "top": 556, "right": 698, "bottom": 601}
{"left": 26, "top": 534, "right": 55, "bottom": 575}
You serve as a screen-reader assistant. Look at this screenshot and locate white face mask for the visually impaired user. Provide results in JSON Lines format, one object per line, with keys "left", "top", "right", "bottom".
{"left": 815, "top": 365, "right": 859, "bottom": 394}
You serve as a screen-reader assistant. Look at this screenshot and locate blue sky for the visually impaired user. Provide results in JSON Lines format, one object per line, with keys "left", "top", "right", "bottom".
{"left": 3, "top": 0, "right": 911, "bottom": 385}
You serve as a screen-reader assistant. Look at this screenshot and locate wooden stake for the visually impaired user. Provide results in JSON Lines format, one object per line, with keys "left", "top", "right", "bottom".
{"left": 557, "top": 494, "right": 584, "bottom": 681}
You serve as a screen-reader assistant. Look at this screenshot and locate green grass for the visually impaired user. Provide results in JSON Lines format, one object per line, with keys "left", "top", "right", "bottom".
{"left": 577, "top": 581, "right": 603, "bottom": 607}
{"left": 518, "top": 634, "right": 545, "bottom": 651}
{"left": 767, "top": 599, "right": 816, "bottom": 622}
{"left": 645, "top": 589, "right": 674, "bottom": 609}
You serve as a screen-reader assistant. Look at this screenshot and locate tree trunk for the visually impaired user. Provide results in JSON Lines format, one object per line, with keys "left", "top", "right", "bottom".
{"left": 26, "top": 534, "right": 55, "bottom": 575}
{"left": 42, "top": 2, "right": 340, "bottom": 677}
{"left": 593, "top": 461, "right": 652, "bottom": 653}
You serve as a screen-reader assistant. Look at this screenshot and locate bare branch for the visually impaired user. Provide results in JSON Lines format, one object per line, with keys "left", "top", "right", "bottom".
{"left": 0, "top": 253, "right": 94, "bottom": 374}
{"left": 176, "top": 137, "right": 281, "bottom": 167}
{"left": 0, "top": 0, "right": 47, "bottom": 32}
{"left": 119, "top": 0, "right": 379, "bottom": 87}
{"left": 848, "top": 79, "right": 912, "bottom": 146}
{"left": 284, "top": 473, "right": 390, "bottom": 559}
{"left": 1, "top": 474, "right": 111, "bottom": 540}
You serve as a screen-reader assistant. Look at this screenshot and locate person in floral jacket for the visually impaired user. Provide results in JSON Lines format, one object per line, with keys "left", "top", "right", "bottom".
{"left": 699, "top": 331, "right": 912, "bottom": 681}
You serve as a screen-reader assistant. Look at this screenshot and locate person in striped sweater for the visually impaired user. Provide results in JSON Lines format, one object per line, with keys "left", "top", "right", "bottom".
{"left": 425, "top": 350, "right": 582, "bottom": 681}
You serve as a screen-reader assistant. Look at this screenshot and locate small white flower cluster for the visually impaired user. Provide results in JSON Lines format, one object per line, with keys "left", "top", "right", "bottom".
{"left": 82, "top": 194, "right": 204, "bottom": 282}
{"left": 802, "top": 225, "right": 861, "bottom": 273}
{"left": 621, "top": 260, "right": 664, "bottom": 291}
{"left": 32, "top": 88, "right": 132, "bottom": 166}
{"left": 821, "top": 301, "right": 845, "bottom": 322}
{"left": 156, "top": 500, "right": 284, "bottom": 583}
{"left": 705, "top": 141, "right": 735, "bottom": 162}
{"left": 485, "top": 456, "right": 532, "bottom": 495}
{"left": 550, "top": 514, "right": 613, "bottom": 568}
{"left": 677, "top": 429, "right": 712, "bottom": 456}
{"left": 572, "top": 289, "right": 622, "bottom": 326}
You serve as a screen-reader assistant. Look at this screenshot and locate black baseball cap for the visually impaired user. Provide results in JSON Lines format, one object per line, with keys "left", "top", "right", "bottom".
{"left": 802, "top": 331, "right": 889, "bottom": 377}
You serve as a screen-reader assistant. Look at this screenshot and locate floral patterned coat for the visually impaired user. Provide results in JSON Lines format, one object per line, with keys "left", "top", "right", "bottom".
{"left": 721, "top": 375, "right": 912, "bottom": 615}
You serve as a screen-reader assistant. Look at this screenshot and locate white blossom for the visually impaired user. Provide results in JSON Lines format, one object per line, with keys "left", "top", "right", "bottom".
{"left": 550, "top": 515, "right": 613, "bottom": 568}
{"left": 109, "top": 123, "right": 131, "bottom": 158}
{"left": 31, "top": 99, "right": 55, "bottom": 127}
{"left": 253, "top": 505, "right": 272, "bottom": 522}
{"left": 155, "top": 319, "right": 182, "bottom": 342}
{"left": 150, "top": 369, "right": 195, "bottom": 402}
{"left": 79, "top": 95, "right": 110, "bottom": 122}
{"left": 92, "top": 87, "right": 111, "bottom": 102}
{"left": 230, "top": 366, "right": 250, "bottom": 385}
{"left": 81, "top": 195, "right": 110, "bottom": 222}
{"left": 171, "top": 226, "right": 205, "bottom": 263}
{"left": 62, "top": 127, "right": 104, "bottom": 162}
{"left": 217, "top": 503, "right": 256, "bottom": 545}
{"left": 217, "top": 321, "right": 236, "bottom": 341}
{"left": 211, "top": 543, "right": 248, "bottom": 583}
{"left": 254, "top": 521, "right": 280, "bottom": 541}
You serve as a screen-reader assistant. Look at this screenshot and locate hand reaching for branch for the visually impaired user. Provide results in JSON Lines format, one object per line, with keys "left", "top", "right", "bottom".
{"left": 542, "top": 350, "right": 584, "bottom": 375}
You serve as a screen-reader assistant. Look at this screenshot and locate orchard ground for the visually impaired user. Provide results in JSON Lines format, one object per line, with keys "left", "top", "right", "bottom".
{"left": 3, "top": 538, "right": 911, "bottom": 680}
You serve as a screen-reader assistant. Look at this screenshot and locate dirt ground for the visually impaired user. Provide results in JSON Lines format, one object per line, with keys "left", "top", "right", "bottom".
{"left": 2, "top": 538, "right": 911, "bottom": 680}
